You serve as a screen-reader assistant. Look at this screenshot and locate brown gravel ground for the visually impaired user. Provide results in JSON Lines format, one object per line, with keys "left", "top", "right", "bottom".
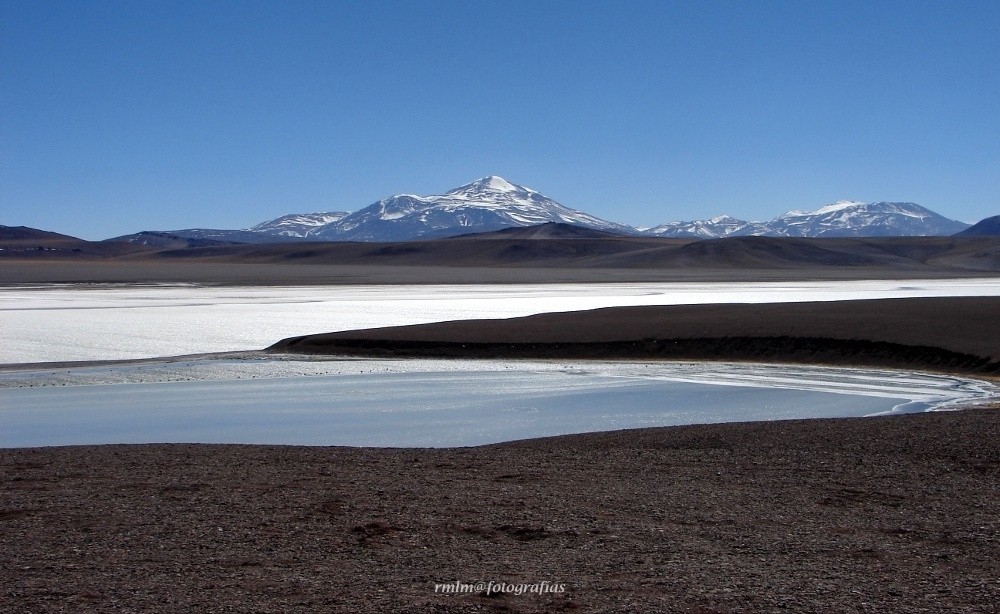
{"left": 3, "top": 407, "right": 1000, "bottom": 613}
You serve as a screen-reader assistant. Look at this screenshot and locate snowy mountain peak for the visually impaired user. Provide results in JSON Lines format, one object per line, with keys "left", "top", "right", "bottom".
{"left": 446, "top": 175, "right": 534, "bottom": 197}
{"left": 784, "top": 201, "right": 865, "bottom": 217}
{"left": 481, "top": 176, "right": 519, "bottom": 191}
{"left": 809, "top": 200, "right": 868, "bottom": 215}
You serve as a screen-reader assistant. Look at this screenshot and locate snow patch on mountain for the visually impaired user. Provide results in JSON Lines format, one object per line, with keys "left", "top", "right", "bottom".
{"left": 789, "top": 200, "right": 866, "bottom": 217}
{"left": 248, "top": 212, "right": 350, "bottom": 238}
{"left": 647, "top": 215, "right": 760, "bottom": 238}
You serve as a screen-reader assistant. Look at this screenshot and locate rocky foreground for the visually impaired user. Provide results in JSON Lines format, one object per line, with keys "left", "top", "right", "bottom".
{"left": 3, "top": 408, "right": 999, "bottom": 613}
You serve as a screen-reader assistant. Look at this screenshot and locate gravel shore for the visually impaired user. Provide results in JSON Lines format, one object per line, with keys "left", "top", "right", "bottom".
{"left": 3, "top": 408, "right": 999, "bottom": 613}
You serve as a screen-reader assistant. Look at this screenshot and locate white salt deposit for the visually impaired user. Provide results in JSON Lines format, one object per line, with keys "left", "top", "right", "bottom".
{"left": 3, "top": 279, "right": 999, "bottom": 363}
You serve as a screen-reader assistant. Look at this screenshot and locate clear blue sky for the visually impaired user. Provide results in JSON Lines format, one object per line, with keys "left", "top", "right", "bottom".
{"left": 2, "top": 0, "right": 998, "bottom": 239}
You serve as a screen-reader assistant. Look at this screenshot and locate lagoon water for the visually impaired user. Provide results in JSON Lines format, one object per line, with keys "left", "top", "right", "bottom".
{"left": 2, "top": 281, "right": 998, "bottom": 448}
{"left": 1, "top": 358, "right": 995, "bottom": 448}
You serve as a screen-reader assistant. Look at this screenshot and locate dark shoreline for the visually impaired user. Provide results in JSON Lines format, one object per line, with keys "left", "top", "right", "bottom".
{"left": 270, "top": 297, "right": 1000, "bottom": 378}
{"left": 3, "top": 409, "right": 999, "bottom": 612}
{"left": 272, "top": 335, "right": 1000, "bottom": 375}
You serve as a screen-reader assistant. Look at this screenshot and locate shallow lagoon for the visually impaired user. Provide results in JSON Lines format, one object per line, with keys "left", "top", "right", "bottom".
{"left": 2, "top": 358, "right": 995, "bottom": 448}
{"left": 3, "top": 281, "right": 998, "bottom": 447}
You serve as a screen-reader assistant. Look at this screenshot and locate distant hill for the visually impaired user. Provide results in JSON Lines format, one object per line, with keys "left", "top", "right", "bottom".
{"left": 102, "top": 231, "right": 252, "bottom": 249}
{"left": 0, "top": 225, "right": 88, "bottom": 257}
{"left": 7, "top": 219, "right": 999, "bottom": 275}
{"left": 0, "top": 225, "right": 84, "bottom": 243}
{"left": 108, "top": 228, "right": 309, "bottom": 245}
{"left": 955, "top": 215, "right": 1000, "bottom": 237}
{"left": 0, "top": 225, "right": 148, "bottom": 259}
{"left": 126, "top": 230, "right": 1000, "bottom": 274}
{"left": 449, "top": 222, "right": 630, "bottom": 240}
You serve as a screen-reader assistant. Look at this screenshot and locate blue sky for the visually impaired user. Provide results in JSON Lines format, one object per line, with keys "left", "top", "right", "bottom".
{"left": 2, "top": 0, "right": 998, "bottom": 239}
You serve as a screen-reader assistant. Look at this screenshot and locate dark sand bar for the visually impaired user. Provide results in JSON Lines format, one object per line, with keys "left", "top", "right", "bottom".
{"left": 272, "top": 297, "right": 1000, "bottom": 375}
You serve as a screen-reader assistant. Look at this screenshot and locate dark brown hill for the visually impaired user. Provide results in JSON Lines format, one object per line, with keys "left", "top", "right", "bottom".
{"left": 449, "top": 222, "right": 632, "bottom": 240}
{"left": 956, "top": 215, "right": 1000, "bottom": 237}
{"left": 130, "top": 235, "right": 1000, "bottom": 272}
{"left": 102, "top": 231, "right": 240, "bottom": 249}
{"left": 579, "top": 236, "right": 1000, "bottom": 271}
{"left": 0, "top": 225, "right": 85, "bottom": 243}
{"left": 3, "top": 226, "right": 1000, "bottom": 283}
{"left": 0, "top": 226, "right": 154, "bottom": 260}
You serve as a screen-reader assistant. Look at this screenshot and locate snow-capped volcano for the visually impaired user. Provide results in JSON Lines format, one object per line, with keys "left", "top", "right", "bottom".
{"left": 308, "top": 176, "right": 633, "bottom": 241}
{"left": 645, "top": 201, "right": 969, "bottom": 238}
{"left": 764, "top": 201, "right": 968, "bottom": 237}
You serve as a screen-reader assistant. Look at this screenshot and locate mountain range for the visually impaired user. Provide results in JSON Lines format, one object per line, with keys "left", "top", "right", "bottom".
{"left": 644, "top": 201, "right": 970, "bottom": 238}
{"left": 21, "top": 176, "right": 997, "bottom": 243}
